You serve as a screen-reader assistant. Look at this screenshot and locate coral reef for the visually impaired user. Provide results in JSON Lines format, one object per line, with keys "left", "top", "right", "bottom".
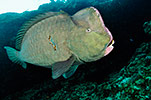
{"left": 143, "top": 21, "right": 151, "bottom": 35}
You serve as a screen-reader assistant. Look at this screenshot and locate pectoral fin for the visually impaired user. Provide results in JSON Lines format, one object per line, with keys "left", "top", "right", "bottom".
{"left": 51, "top": 55, "right": 75, "bottom": 79}
{"left": 62, "top": 64, "right": 79, "bottom": 79}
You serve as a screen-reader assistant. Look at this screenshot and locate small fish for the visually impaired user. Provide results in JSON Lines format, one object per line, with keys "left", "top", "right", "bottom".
{"left": 4, "top": 7, "right": 114, "bottom": 79}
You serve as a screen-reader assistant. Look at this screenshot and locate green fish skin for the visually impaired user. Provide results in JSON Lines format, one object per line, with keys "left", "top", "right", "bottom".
{"left": 4, "top": 7, "right": 114, "bottom": 79}
{"left": 68, "top": 7, "right": 114, "bottom": 62}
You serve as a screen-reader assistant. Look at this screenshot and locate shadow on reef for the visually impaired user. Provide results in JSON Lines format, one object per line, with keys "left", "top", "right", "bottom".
{"left": 0, "top": 0, "right": 151, "bottom": 99}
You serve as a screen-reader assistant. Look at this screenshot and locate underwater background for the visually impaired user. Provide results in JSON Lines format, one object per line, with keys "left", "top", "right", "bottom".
{"left": 0, "top": 0, "right": 151, "bottom": 99}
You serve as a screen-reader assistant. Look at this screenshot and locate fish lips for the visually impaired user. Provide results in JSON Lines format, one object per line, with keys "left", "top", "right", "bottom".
{"left": 104, "top": 39, "right": 115, "bottom": 56}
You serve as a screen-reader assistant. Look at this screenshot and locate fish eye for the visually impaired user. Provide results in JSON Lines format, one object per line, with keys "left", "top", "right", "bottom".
{"left": 86, "top": 28, "right": 91, "bottom": 32}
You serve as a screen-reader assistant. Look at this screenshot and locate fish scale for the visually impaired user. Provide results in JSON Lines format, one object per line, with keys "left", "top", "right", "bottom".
{"left": 20, "top": 15, "right": 72, "bottom": 66}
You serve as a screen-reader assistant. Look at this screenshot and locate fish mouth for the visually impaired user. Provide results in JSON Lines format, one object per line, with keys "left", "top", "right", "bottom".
{"left": 104, "top": 39, "right": 115, "bottom": 56}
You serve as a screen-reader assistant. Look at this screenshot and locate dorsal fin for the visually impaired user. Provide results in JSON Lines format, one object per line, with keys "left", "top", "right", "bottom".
{"left": 15, "top": 11, "right": 61, "bottom": 50}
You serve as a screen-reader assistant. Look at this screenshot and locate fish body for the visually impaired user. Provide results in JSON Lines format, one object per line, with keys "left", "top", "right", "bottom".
{"left": 4, "top": 7, "right": 114, "bottom": 79}
{"left": 19, "top": 12, "right": 73, "bottom": 66}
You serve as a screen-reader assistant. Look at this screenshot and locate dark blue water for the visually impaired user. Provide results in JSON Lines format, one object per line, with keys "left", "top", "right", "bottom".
{"left": 0, "top": 0, "right": 151, "bottom": 99}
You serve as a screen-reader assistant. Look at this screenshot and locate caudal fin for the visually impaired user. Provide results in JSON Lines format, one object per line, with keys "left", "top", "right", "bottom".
{"left": 4, "top": 46, "right": 27, "bottom": 69}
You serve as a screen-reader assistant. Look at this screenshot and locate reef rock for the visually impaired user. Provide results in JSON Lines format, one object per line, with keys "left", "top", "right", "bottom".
{"left": 143, "top": 20, "right": 151, "bottom": 35}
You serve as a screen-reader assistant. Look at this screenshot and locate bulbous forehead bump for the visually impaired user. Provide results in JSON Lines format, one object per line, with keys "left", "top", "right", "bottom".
{"left": 89, "top": 7, "right": 113, "bottom": 42}
{"left": 89, "top": 7, "right": 105, "bottom": 27}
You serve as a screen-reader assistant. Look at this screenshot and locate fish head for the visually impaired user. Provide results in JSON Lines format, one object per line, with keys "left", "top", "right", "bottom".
{"left": 70, "top": 7, "right": 114, "bottom": 62}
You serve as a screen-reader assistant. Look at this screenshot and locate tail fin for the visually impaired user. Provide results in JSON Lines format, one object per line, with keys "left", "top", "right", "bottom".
{"left": 4, "top": 46, "right": 27, "bottom": 69}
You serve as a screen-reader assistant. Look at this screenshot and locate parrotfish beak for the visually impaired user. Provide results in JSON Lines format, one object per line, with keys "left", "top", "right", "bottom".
{"left": 104, "top": 39, "right": 114, "bottom": 56}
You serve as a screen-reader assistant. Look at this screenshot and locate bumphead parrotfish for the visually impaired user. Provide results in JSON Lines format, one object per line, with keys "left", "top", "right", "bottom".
{"left": 4, "top": 7, "right": 114, "bottom": 79}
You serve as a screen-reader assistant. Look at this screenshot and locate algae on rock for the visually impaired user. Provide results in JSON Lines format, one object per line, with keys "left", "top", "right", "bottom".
{"left": 143, "top": 20, "right": 151, "bottom": 35}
